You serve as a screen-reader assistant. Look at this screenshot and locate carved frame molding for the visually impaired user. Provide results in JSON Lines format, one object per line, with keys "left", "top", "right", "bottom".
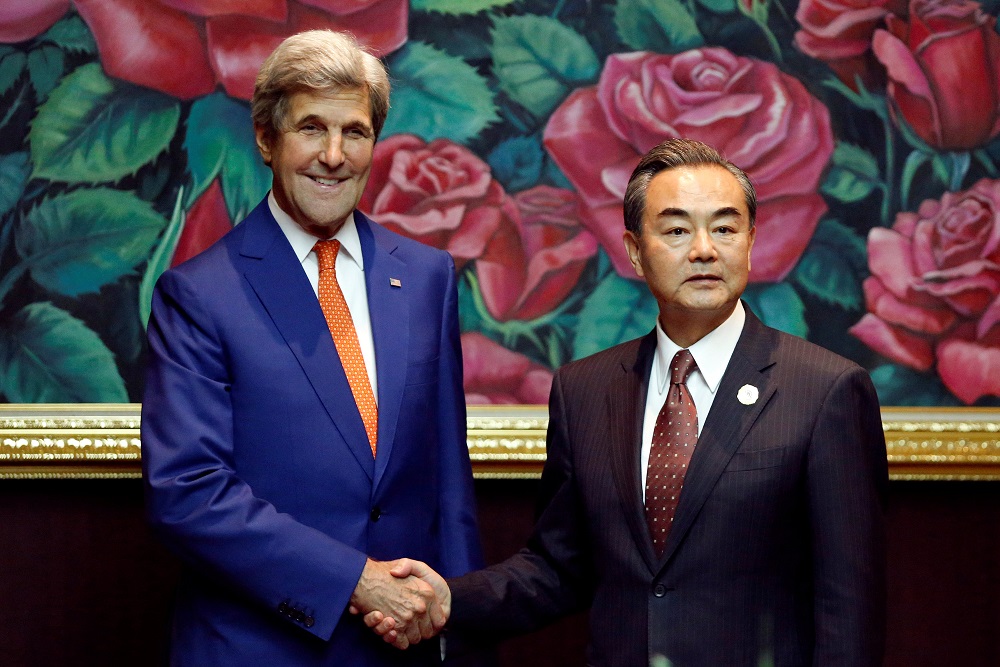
{"left": 1, "top": 404, "right": 998, "bottom": 480}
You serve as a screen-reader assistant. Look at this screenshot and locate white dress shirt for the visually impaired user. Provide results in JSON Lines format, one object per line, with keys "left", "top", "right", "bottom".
{"left": 268, "top": 192, "right": 378, "bottom": 404}
{"left": 640, "top": 302, "right": 746, "bottom": 500}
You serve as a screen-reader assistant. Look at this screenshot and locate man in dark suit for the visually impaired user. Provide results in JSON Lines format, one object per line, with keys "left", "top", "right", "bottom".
{"left": 141, "top": 30, "right": 482, "bottom": 665}
{"left": 371, "top": 138, "right": 887, "bottom": 665}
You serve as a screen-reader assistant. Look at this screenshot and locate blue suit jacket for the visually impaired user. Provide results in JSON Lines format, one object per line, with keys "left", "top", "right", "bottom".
{"left": 142, "top": 200, "right": 483, "bottom": 665}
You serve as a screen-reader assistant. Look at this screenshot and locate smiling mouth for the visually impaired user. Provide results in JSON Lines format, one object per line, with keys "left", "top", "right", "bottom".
{"left": 309, "top": 175, "right": 344, "bottom": 187}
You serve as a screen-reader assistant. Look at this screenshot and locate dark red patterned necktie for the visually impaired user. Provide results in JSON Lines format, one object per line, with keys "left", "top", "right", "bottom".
{"left": 645, "top": 349, "right": 698, "bottom": 557}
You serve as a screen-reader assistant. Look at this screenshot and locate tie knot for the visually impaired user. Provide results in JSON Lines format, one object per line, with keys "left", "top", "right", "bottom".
{"left": 314, "top": 239, "right": 341, "bottom": 271}
{"left": 670, "top": 349, "right": 697, "bottom": 386}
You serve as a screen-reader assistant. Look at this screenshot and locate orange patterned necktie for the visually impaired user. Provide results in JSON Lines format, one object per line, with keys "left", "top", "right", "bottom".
{"left": 645, "top": 349, "right": 698, "bottom": 557}
{"left": 314, "top": 240, "right": 378, "bottom": 456}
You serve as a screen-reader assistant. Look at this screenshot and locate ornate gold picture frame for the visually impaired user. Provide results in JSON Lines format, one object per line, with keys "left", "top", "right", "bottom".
{"left": 1, "top": 404, "right": 997, "bottom": 481}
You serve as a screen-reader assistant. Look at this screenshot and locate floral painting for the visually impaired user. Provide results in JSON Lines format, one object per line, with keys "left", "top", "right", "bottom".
{"left": 1, "top": 0, "right": 999, "bottom": 407}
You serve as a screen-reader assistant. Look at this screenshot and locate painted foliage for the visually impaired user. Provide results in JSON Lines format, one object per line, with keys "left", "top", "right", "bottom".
{"left": 1, "top": 0, "right": 999, "bottom": 406}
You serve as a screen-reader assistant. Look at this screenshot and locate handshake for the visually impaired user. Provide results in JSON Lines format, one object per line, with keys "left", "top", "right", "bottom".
{"left": 349, "top": 558, "right": 449, "bottom": 650}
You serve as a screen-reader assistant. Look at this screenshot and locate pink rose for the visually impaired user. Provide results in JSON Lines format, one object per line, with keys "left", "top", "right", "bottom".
{"left": 478, "top": 186, "right": 597, "bottom": 322}
{"left": 172, "top": 179, "right": 232, "bottom": 267}
{"left": 794, "top": 0, "right": 906, "bottom": 90}
{"left": 873, "top": 0, "right": 1000, "bottom": 150}
{"left": 0, "top": 0, "right": 68, "bottom": 43}
{"left": 544, "top": 48, "right": 833, "bottom": 282}
{"left": 73, "top": 0, "right": 407, "bottom": 100}
{"left": 850, "top": 178, "right": 1000, "bottom": 403}
{"left": 461, "top": 333, "right": 553, "bottom": 404}
{"left": 359, "top": 134, "right": 524, "bottom": 310}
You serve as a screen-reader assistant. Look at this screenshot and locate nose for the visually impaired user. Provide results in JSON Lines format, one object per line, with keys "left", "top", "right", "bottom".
{"left": 689, "top": 228, "right": 717, "bottom": 261}
{"left": 318, "top": 133, "right": 345, "bottom": 168}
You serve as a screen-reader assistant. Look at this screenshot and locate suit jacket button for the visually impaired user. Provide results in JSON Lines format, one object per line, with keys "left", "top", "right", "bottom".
{"left": 653, "top": 584, "right": 666, "bottom": 598}
{"left": 304, "top": 616, "right": 315, "bottom": 628}
{"left": 370, "top": 506, "right": 381, "bottom": 522}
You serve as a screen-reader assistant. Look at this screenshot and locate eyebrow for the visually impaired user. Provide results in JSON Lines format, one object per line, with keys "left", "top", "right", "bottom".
{"left": 656, "top": 206, "right": 743, "bottom": 220}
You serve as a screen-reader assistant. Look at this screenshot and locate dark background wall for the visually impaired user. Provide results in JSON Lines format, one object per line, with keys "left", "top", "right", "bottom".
{"left": 0, "top": 479, "right": 997, "bottom": 666}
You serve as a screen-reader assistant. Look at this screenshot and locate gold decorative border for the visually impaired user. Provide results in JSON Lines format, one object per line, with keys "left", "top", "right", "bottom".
{"left": 1, "top": 404, "right": 998, "bottom": 480}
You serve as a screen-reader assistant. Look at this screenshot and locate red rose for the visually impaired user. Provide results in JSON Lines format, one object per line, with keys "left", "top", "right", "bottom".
{"left": 477, "top": 186, "right": 597, "bottom": 322}
{"left": 850, "top": 178, "right": 1000, "bottom": 403}
{"left": 794, "top": 0, "right": 906, "bottom": 89}
{"left": 172, "top": 179, "right": 232, "bottom": 267}
{"left": 544, "top": 48, "right": 833, "bottom": 282}
{"left": 461, "top": 333, "right": 553, "bottom": 405}
{"left": 872, "top": 0, "right": 1000, "bottom": 150}
{"left": 73, "top": 0, "right": 407, "bottom": 100}
{"left": 0, "top": 0, "right": 68, "bottom": 43}
{"left": 359, "top": 134, "right": 525, "bottom": 309}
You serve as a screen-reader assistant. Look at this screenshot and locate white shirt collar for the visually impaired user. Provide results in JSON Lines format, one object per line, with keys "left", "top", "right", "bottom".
{"left": 267, "top": 191, "right": 364, "bottom": 271}
{"left": 653, "top": 301, "right": 746, "bottom": 394}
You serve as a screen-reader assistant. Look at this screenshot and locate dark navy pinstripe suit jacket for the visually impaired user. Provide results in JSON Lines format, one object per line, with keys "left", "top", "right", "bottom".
{"left": 450, "top": 305, "right": 887, "bottom": 667}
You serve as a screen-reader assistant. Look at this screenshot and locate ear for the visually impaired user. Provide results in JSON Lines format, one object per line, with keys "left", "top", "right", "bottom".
{"left": 747, "top": 224, "right": 756, "bottom": 272}
{"left": 622, "top": 230, "right": 645, "bottom": 278}
{"left": 254, "top": 125, "right": 272, "bottom": 165}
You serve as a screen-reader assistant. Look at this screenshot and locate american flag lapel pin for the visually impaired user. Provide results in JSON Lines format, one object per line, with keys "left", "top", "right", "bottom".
{"left": 390, "top": 278, "right": 402, "bottom": 288}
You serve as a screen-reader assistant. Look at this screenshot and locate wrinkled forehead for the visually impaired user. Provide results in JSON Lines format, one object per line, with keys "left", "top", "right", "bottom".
{"left": 645, "top": 165, "right": 750, "bottom": 221}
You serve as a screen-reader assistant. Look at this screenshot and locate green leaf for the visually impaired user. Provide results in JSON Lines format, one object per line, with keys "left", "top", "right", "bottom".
{"left": 39, "top": 14, "right": 98, "bottom": 55}
{"left": 140, "top": 188, "right": 186, "bottom": 328}
{"left": 30, "top": 63, "right": 180, "bottom": 183}
{"left": 27, "top": 44, "right": 64, "bottom": 99}
{"left": 573, "top": 268, "right": 658, "bottom": 360}
{"left": 184, "top": 92, "right": 270, "bottom": 222}
{"left": 792, "top": 219, "right": 867, "bottom": 310}
{"left": 381, "top": 42, "right": 498, "bottom": 143}
{"left": 412, "top": 0, "right": 516, "bottom": 13}
{"left": 17, "top": 187, "right": 166, "bottom": 296}
{"left": 0, "top": 152, "right": 29, "bottom": 217}
{"left": 615, "top": 0, "right": 704, "bottom": 52}
{"left": 0, "top": 301, "right": 127, "bottom": 402}
{"left": 487, "top": 135, "right": 544, "bottom": 191}
{"left": 869, "top": 364, "right": 961, "bottom": 407}
{"left": 901, "top": 149, "right": 930, "bottom": 207}
{"left": 821, "top": 142, "right": 881, "bottom": 204}
{"left": 490, "top": 15, "right": 599, "bottom": 118}
{"left": 699, "top": 0, "right": 738, "bottom": 12}
{"left": 742, "top": 283, "right": 808, "bottom": 338}
{"left": 0, "top": 49, "right": 27, "bottom": 97}
{"left": 930, "top": 153, "right": 951, "bottom": 185}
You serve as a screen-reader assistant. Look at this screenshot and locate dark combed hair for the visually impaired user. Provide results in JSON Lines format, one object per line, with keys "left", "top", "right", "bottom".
{"left": 623, "top": 138, "right": 757, "bottom": 234}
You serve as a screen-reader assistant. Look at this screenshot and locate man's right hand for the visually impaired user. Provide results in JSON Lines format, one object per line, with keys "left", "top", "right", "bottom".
{"left": 359, "top": 558, "right": 451, "bottom": 650}
{"left": 348, "top": 558, "right": 448, "bottom": 649}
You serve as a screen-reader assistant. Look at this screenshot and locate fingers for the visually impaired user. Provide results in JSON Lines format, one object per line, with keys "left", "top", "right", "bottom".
{"left": 353, "top": 558, "right": 451, "bottom": 648}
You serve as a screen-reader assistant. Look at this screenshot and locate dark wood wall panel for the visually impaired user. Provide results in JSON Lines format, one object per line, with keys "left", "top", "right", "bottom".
{"left": 0, "top": 479, "right": 996, "bottom": 666}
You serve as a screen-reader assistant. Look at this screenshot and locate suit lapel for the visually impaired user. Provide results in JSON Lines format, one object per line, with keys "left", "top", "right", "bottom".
{"left": 658, "top": 307, "right": 778, "bottom": 568}
{"left": 607, "top": 332, "right": 661, "bottom": 574}
{"left": 357, "top": 213, "right": 409, "bottom": 489}
{"left": 239, "top": 203, "right": 375, "bottom": 480}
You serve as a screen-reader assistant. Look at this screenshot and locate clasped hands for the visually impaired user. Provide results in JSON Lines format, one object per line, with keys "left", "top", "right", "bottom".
{"left": 349, "top": 558, "right": 450, "bottom": 649}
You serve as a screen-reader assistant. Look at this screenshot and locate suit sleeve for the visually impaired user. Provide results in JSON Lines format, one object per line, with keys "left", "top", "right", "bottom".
{"left": 436, "top": 255, "right": 485, "bottom": 577}
{"left": 448, "top": 368, "right": 593, "bottom": 641}
{"left": 141, "top": 269, "right": 367, "bottom": 641}
{"left": 808, "top": 365, "right": 888, "bottom": 665}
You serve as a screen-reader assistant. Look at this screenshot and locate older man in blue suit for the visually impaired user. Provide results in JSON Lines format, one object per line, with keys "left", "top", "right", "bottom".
{"left": 141, "top": 30, "right": 482, "bottom": 665}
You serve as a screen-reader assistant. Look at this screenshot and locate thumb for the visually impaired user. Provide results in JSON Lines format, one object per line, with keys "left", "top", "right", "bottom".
{"left": 388, "top": 558, "right": 415, "bottom": 578}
